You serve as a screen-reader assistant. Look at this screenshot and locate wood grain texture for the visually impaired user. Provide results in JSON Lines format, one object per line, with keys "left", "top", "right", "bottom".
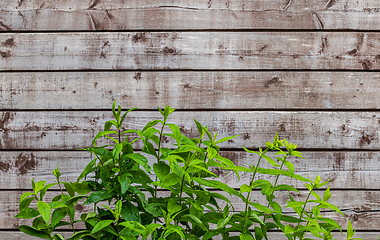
{"left": 1, "top": 32, "right": 380, "bottom": 70}
{"left": 0, "top": 0, "right": 379, "bottom": 30}
{"left": 1, "top": 151, "right": 380, "bottom": 190}
{"left": 0, "top": 111, "right": 379, "bottom": 150}
{"left": 2, "top": 190, "right": 380, "bottom": 231}
{"left": 3, "top": 231, "right": 380, "bottom": 240}
{"left": 1, "top": 71, "right": 380, "bottom": 110}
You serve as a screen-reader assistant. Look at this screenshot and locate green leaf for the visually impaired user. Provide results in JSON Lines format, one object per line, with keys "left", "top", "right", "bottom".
{"left": 15, "top": 207, "right": 40, "bottom": 219}
{"left": 215, "top": 135, "right": 239, "bottom": 144}
{"left": 284, "top": 161, "right": 295, "bottom": 173}
{"left": 144, "top": 203, "right": 165, "bottom": 217}
{"left": 123, "top": 153, "right": 151, "bottom": 173}
{"left": 180, "top": 214, "right": 207, "bottom": 231}
{"left": 168, "top": 155, "right": 184, "bottom": 178}
{"left": 153, "top": 162, "right": 170, "bottom": 181}
{"left": 119, "top": 221, "right": 145, "bottom": 235}
{"left": 33, "top": 181, "right": 46, "bottom": 196}
{"left": 240, "top": 232, "right": 254, "bottom": 240}
{"left": 121, "top": 202, "right": 141, "bottom": 223}
{"left": 18, "top": 225, "right": 51, "bottom": 239}
{"left": 142, "top": 223, "right": 162, "bottom": 240}
{"left": 286, "top": 201, "right": 305, "bottom": 208}
{"left": 143, "top": 120, "right": 164, "bottom": 132}
{"left": 91, "top": 220, "right": 114, "bottom": 234}
{"left": 84, "top": 190, "right": 114, "bottom": 204}
{"left": 167, "top": 124, "right": 182, "bottom": 146}
{"left": 249, "top": 202, "right": 275, "bottom": 214}
{"left": 120, "top": 108, "right": 139, "bottom": 125}
{"left": 115, "top": 200, "right": 122, "bottom": 221}
{"left": 51, "top": 208, "right": 67, "bottom": 229}
{"left": 240, "top": 184, "right": 252, "bottom": 193}
{"left": 274, "top": 184, "right": 299, "bottom": 192}
{"left": 164, "top": 224, "right": 185, "bottom": 240}
{"left": 20, "top": 196, "right": 36, "bottom": 210}
{"left": 118, "top": 173, "right": 132, "bottom": 194}
{"left": 77, "top": 158, "right": 96, "bottom": 181}
{"left": 128, "top": 169, "right": 152, "bottom": 185}
{"left": 67, "top": 230, "right": 91, "bottom": 240}
{"left": 251, "top": 179, "right": 273, "bottom": 189}
{"left": 92, "top": 131, "right": 119, "bottom": 145}
{"left": 262, "top": 155, "right": 280, "bottom": 167}
{"left": 347, "top": 219, "right": 355, "bottom": 239}
{"left": 168, "top": 198, "right": 182, "bottom": 214}
{"left": 162, "top": 173, "right": 181, "bottom": 188}
{"left": 192, "top": 178, "right": 241, "bottom": 197}
{"left": 71, "top": 181, "right": 92, "bottom": 194}
{"left": 63, "top": 182, "right": 75, "bottom": 197}
{"left": 194, "top": 119, "right": 205, "bottom": 139}
{"left": 308, "top": 200, "right": 344, "bottom": 215}
{"left": 53, "top": 233, "right": 65, "bottom": 240}
{"left": 37, "top": 201, "right": 51, "bottom": 224}
{"left": 207, "top": 147, "right": 218, "bottom": 161}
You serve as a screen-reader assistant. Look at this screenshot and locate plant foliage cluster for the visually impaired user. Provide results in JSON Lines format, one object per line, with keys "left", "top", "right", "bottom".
{"left": 15, "top": 102, "right": 362, "bottom": 240}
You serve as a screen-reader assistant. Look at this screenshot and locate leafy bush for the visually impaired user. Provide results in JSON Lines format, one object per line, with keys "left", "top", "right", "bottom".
{"left": 15, "top": 101, "right": 362, "bottom": 240}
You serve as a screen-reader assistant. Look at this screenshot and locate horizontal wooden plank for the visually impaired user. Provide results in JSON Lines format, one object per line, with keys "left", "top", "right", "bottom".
{"left": 2, "top": 190, "right": 380, "bottom": 231}
{"left": 1, "top": 71, "right": 380, "bottom": 110}
{"left": 0, "top": 0, "right": 379, "bottom": 30}
{"left": 1, "top": 32, "right": 380, "bottom": 70}
{"left": 0, "top": 111, "right": 379, "bottom": 150}
{"left": 1, "top": 151, "right": 380, "bottom": 190}
{"left": 2, "top": 231, "right": 379, "bottom": 240}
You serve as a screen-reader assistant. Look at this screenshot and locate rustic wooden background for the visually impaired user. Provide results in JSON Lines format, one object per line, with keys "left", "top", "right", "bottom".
{"left": 1, "top": 0, "right": 380, "bottom": 239}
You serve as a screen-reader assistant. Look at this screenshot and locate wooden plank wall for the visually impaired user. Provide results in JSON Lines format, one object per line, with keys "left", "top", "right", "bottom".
{"left": 1, "top": 0, "right": 380, "bottom": 239}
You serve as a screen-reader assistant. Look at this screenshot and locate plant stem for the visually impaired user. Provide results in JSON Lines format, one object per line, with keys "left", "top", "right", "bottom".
{"left": 295, "top": 190, "right": 312, "bottom": 240}
{"left": 263, "top": 155, "right": 287, "bottom": 223}
{"left": 154, "top": 121, "right": 166, "bottom": 199}
{"left": 242, "top": 148, "right": 269, "bottom": 230}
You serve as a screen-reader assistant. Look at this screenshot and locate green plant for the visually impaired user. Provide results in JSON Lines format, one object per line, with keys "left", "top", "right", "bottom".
{"left": 15, "top": 101, "right": 362, "bottom": 240}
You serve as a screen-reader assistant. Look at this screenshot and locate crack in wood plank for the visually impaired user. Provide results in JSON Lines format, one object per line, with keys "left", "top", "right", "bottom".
{"left": 207, "top": 0, "right": 212, "bottom": 8}
{"left": 87, "top": 12, "right": 100, "bottom": 30}
{"left": 325, "top": 0, "right": 336, "bottom": 9}
{"left": 312, "top": 11, "right": 324, "bottom": 29}
{"left": 17, "top": 0, "right": 24, "bottom": 8}
{"left": 88, "top": 0, "right": 99, "bottom": 10}
{"left": 158, "top": 5, "right": 200, "bottom": 10}
{"left": 0, "top": 21, "right": 11, "bottom": 31}
{"left": 284, "top": 0, "right": 292, "bottom": 10}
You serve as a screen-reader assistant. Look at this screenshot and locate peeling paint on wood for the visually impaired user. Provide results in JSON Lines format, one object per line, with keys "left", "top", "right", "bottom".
{"left": 0, "top": 111, "right": 379, "bottom": 150}
{"left": 0, "top": 32, "right": 380, "bottom": 70}
{"left": 2, "top": 71, "right": 379, "bottom": 110}
{"left": 0, "top": 0, "right": 380, "bottom": 30}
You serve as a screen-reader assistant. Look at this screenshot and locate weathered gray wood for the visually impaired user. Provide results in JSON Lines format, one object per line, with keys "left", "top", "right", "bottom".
{"left": 1, "top": 32, "right": 380, "bottom": 70}
{"left": 1, "top": 151, "right": 380, "bottom": 190}
{"left": 0, "top": 111, "right": 379, "bottom": 150}
{"left": 3, "top": 231, "right": 379, "bottom": 240}
{"left": 3, "top": 190, "right": 380, "bottom": 230}
{"left": 1, "top": 71, "right": 380, "bottom": 110}
{"left": 0, "top": 0, "right": 379, "bottom": 30}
